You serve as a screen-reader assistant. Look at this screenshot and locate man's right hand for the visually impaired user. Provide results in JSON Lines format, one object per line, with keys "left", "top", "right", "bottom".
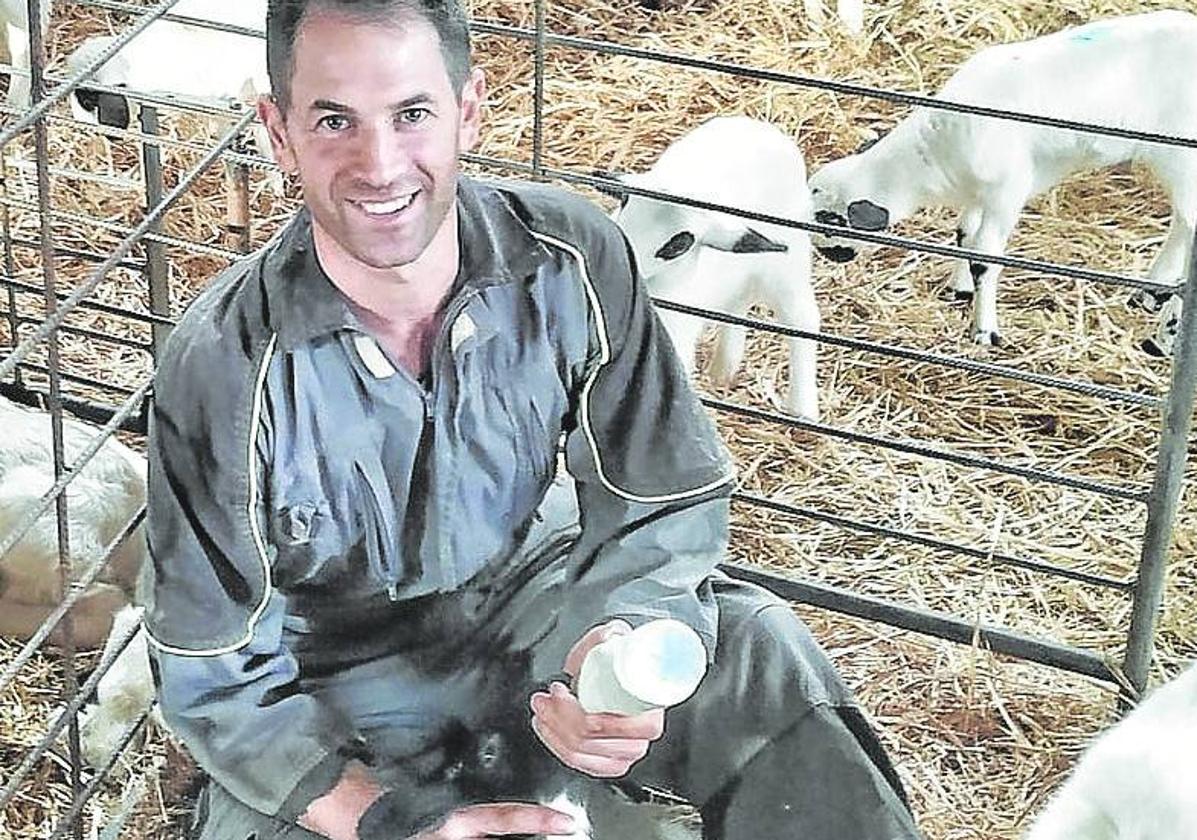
{"left": 409, "top": 803, "right": 576, "bottom": 839}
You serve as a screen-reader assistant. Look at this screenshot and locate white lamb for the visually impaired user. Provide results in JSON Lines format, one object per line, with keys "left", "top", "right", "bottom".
{"left": 1025, "top": 662, "right": 1197, "bottom": 840}
{"left": 65, "top": 0, "right": 279, "bottom": 190}
{"left": 808, "top": 10, "right": 1197, "bottom": 347}
{"left": 0, "top": 395, "right": 146, "bottom": 648}
{"left": 0, "top": 0, "right": 51, "bottom": 108}
{"left": 610, "top": 116, "right": 821, "bottom": 421}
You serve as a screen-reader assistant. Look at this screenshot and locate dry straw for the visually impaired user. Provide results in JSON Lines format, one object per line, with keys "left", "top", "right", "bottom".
{"left": 2, "top": 0, "right": 1195, "bottom": 837}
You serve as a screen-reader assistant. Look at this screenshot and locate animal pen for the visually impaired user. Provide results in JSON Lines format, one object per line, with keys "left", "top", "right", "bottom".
{"left": 1, "top": 0, "right": 1195, "bottom": 837}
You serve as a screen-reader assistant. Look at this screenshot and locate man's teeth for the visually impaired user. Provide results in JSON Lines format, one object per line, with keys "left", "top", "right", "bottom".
{"left": 359, "top": 194, "right": 415, "bottom": 215}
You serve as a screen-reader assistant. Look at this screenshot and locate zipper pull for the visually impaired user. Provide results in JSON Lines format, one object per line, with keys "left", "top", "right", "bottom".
{"left": 387, "top": 581, "right": 399, "bottom": 602}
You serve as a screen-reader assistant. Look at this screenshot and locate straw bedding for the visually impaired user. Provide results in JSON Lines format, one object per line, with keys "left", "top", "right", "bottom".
{"left": 1, "top": 0, "right": 1195, "bottom": 837}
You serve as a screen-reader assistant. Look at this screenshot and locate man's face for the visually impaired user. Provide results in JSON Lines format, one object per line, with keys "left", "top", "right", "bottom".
{"left": 260, "top": 11, "right": 484, "bottom": 271}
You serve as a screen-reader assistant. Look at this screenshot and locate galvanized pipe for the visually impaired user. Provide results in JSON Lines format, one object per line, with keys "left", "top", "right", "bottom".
{"left": 1122, "top": 234, "right": 1197, "bottom": 694}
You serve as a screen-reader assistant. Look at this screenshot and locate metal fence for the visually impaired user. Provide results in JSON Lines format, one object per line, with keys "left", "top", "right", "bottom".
{"left": 0, "top": 0, "right": 1194, "bottom": 836}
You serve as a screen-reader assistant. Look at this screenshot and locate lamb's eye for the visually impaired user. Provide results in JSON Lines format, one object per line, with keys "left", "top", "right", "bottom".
{"left": 655, "top": 232, "right": 695, "bottom": 261}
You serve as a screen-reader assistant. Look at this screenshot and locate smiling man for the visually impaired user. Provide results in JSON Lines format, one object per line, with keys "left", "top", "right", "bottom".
{"left": 142, "top": 2, "right": 923, "bottom": 839}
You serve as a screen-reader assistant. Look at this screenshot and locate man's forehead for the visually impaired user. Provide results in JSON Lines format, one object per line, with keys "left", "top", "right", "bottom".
{"left": 288, "top": 10, "right": 450, "bottom": 99}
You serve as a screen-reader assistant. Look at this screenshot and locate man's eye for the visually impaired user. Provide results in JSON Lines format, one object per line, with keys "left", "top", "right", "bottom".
{"left": 397, "top": 107, "right": 431, "bottom": 126}
{"left": 317, "top": 114, "right": 351, "bottom": 131}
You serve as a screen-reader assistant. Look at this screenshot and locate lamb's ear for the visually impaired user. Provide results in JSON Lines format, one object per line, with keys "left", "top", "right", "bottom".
{"left": 704, "top": 221, "right": 788, "bottom": 254}
{"left": 97, "top": 90, "right": 132, "bottom": 129}
{"left": 846, "top": 199, "right": 890, "bottom": 231}
{"left": 853, "top": 132, "right": 882, "bottom": 154}
{"left": 590, "top": 169, "right": 630, "bottom": 203}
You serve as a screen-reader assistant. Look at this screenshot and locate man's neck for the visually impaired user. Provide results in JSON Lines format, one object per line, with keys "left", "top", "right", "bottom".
{"left": 312, "top": 207, "right": 461, "bottom": 328}
{"left": 312, "top": 206, "right": 461, "bottom": 379}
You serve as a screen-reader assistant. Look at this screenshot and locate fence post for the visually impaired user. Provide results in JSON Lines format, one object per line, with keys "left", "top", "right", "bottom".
{"left": 532, "top": 0, "right": 545, "bottom": 179}
{"left": 1123, "top": 235, "right": 1197, "bottom": 696}
{"left": 0, "top": 156, "right": 20, "bottom": 386}
{"left": 140, "top": 105, "right": 172, "bottom": 358}
{"left": 225, "top": 153, "right": 252, "bottom": 254}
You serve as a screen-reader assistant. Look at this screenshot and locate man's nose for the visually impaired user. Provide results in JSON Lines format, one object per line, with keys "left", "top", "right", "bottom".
{"left": 354, "top": 124, "right": 410, "bottom": 186}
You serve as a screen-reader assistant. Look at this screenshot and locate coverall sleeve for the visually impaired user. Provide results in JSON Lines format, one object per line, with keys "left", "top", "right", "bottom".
{"left": 143, "top": 307, "right": 363, "bottom": 819}
{"left": 559, "top": 220, "right": 736, "bottom": 661}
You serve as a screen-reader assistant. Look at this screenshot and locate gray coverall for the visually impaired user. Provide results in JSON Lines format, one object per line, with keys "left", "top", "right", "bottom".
{"left": 144, "top": 177, "right": 920, "bottom": 839}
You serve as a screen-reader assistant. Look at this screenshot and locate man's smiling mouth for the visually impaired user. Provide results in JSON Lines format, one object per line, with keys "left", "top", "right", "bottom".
{"left": 354, "top": 193, "right": 417, "bottom": 217}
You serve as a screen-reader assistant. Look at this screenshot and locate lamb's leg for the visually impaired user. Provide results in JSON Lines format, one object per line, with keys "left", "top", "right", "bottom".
{"left": 4, "top": 23, "right": 30, "bottom": 109}
{"left": 968, "top": 199, "right": 1022, "bottom": 347}
{"left": 1134, "top": 157, "right": 1196, "bottom": 312}
{"left": 952, "top": 207, "right": 983, "bottom": 301}
{"left": 657, "top": 310, "right": 705, "bottom": 384}
{"left": 772, "top": 270, "right": 821, "bottom": 421}
{"left": 1146, "top": 191, "right": 1196, "bottom": 290}
{"left": 836, "top": 0, "right": 864, "bottom": 34}
{"left": 708, "top": 324, "right": 746, "bottom": 390}
{"left": 802, "top": 0, "right": 827, "bottom": 25}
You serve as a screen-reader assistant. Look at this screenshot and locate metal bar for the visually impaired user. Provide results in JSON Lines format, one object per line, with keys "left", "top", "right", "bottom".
{"left": 721, "top": 563, "right": 1119, "bottom": 684}
{"left": 2, "top": 310, "right": 153, "bottom": 352}
{"left": 2, "top": 195, "right": 244, "bottom": 261}
{"left": 140, "top": 106, "right": 172, "bottom": 356}
{"left": 225, "top": 155, "right": 253, "bottom": 253}
{"left": 7, "top": 237, "right": 148, "bottom": 272}
{"left": 531, "top": 0, "right": 546, "bottom": 177}
{"left": 470, "top": 21, "right": 1197, "bottom": 150}
{"left": 0, "top": 99, "right": 277, "bottom": 170}
{"left": 4, "top": 361, "right": 142, "bottom": 399}
{"left": 656, "top": 299, "right": 1161, "bottom": 410}
{"left": 1122, "top": 236, "right": 1197, "bottom": 693}
{"left": 0, "top": 380, "right": 144, "bottom": 429}
{"left": 0, "top": 108, "right": 256, "bottom": 383}
{"left": 732, "top": 491, "right": 1134, "bottom": 591}
{"left": 25, "top": 0, "right": 85, "bottom": 825}
{"left": 707, "top": 397, "right": 1149, "bottom": 503}
{"left": 66, "top": 0, "right": 264, "bottom": 39}
{"left": 0, "top": 155, "right": 19, "bottom": 387}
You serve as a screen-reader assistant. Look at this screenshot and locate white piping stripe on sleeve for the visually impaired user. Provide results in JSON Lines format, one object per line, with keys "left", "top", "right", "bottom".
{"left": 146, "top": 332, "right": 279, "bottom": 657}
{"left": 531, "top": 231, "right": 734, "bottom": 504}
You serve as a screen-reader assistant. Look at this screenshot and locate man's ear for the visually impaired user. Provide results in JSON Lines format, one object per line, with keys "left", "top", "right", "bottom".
{"left": 457, "top": 67, "right": 487, "bottom": 153}
{"left": 257, "top": 95, "right": 297, "bottom": 174}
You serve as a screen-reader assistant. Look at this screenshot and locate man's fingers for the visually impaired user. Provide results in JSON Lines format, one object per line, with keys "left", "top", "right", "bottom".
{"left": 563, "top": 619, "right": 633, "bottom": 677}
{"left": 531, "top": 716, "right": 644, "bottom": 777}
{"left": 437, "top": 802, "right": 575, "bottom": 838}
{"left": 535, "top": 682, "right": 665, "bottom": 740}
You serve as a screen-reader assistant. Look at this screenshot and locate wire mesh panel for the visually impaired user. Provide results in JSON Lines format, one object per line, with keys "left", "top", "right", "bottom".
{"left": 0, "top": 1, "right": 1194, "bottom": 838}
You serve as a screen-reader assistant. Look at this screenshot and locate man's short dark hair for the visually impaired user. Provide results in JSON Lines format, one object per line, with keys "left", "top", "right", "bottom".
{"left": 266, "top": 0, "right": 472, "bottom": 111}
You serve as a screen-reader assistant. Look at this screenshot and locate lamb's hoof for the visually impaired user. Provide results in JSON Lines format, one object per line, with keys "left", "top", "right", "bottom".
{"left": 953, "top": 289, "right": 974, "bottom": 303}
{"left": 973, "top": 329, "right": 1001, "bottom": 347}
{"left": 1141, "top": 337, "right": 1169, "bottom": 358}
{"left": 1128, "top": 288, "right": 1173, "bottom": 314}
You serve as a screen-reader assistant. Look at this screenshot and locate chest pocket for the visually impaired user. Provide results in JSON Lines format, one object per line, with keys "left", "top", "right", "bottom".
{"left": 270, "top": 500, "right": 335, "bottom": 589}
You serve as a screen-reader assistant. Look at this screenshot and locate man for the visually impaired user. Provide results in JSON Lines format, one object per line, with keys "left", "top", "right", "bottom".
{"left": 143, "top": 1, "right": 923, "bottom": 838}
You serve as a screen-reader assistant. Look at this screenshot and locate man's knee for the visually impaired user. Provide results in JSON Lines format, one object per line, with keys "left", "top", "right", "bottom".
{"left": 707, "top": 579, "right": 853, "bottom": 719}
